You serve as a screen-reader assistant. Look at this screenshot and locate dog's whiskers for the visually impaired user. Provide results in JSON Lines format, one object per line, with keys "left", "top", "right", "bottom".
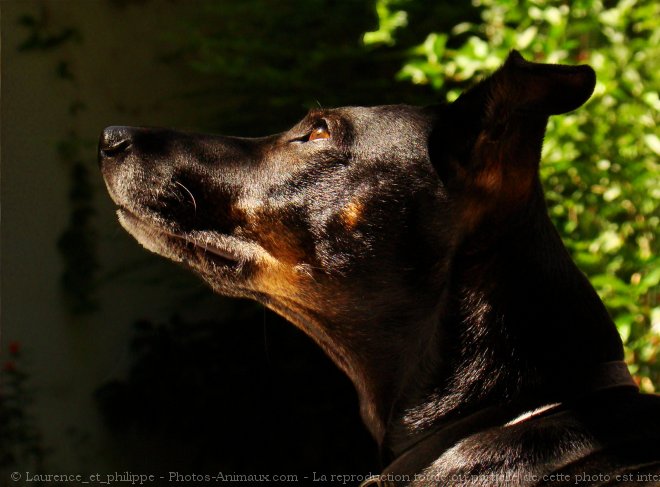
{"left": 203, "top": 233, "right": 213, "bottom": 258}
{"left": 174, "top": 180, "right": 197, "bottom": 213}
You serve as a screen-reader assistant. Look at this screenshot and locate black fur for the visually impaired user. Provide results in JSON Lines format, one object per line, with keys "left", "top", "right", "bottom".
{"left": 100, "top": 52, "right": 660, "bottom": 486}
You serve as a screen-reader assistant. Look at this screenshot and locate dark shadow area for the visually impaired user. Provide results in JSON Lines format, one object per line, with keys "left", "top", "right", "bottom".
{"left": 95, "top": 307, "right": 379, "bottom": 475}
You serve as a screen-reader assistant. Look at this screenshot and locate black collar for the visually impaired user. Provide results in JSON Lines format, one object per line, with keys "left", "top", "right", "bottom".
{"left": 361, "top": 361, "right": 638, "bottom": 487}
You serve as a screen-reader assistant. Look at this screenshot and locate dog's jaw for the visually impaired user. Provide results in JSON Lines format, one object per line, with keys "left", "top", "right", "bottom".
{"left": 116, "top": 208, "right": 265, "bottom": 298}
{"left": 117, "top": 209, "right": 185, "bottom": 263}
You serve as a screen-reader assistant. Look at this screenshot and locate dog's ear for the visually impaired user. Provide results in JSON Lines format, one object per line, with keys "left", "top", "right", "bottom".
{"left": 430, "top": 50, "right": 595, "bottom": 222}
{"left": 483, "top": 50, "right": 596, "bottom": 116}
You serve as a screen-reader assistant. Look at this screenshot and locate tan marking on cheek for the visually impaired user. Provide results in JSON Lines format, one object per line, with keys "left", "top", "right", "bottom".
{"left": 246, "top": 210, "right": 307, "bottom": 266}
{"left": 256, "top": 259, "right": 307, "bottom": 300}
{"left": 246, "top": 210, "right": 317, "bottom": 299}
{"left": 229, "top": 205, "right": 249, "bottom": 223}
{"left": 340, "top": 200, "right": 364, "bottom": 229}
{"left": 260, "top": 228, "right": 306, "bottom": 265}
{"left": 250, "top": 225, "right": 310, "bottom": 299}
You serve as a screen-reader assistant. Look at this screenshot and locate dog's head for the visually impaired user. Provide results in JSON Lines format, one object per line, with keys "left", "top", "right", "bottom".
{"left": 100, "top": 51, "right": 596, "bottom": 435}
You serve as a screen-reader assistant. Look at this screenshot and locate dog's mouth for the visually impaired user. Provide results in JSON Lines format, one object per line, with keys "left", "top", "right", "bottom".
{"left": 116, "top": 208, "right": 247, "bottom": 271}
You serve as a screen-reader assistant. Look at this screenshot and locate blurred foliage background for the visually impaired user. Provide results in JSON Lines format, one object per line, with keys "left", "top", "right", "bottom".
{"left": 363, "top": 0, "right": 659, "bottom": 392}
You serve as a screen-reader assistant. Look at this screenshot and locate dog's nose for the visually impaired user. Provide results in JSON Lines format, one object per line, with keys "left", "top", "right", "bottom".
{"left": 99, "top": 126, "right": 133, "bottom": 163}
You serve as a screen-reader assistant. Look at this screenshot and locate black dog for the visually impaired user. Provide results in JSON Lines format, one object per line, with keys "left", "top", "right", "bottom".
{"left": 99, "top": 51, "right": 660, "bottom": 485}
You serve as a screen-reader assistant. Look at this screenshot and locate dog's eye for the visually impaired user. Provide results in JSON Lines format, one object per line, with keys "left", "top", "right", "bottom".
{"left": 307, "top": 123, "right": 330, "bottom": 141}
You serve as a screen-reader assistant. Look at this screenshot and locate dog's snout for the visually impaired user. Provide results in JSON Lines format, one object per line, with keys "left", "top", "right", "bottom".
{"left": 99, "top": 126, "right": 134, "bottom": 162}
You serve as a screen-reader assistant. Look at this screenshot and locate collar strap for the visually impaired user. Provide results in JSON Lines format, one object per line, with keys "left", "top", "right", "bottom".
{"left": 362, "top": 361, "right": 637, "bottom": 487}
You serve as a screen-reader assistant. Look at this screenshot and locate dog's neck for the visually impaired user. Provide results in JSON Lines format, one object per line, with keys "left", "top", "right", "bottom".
{"left": 342, "top": 188, "right": 624, "bottom": 456}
